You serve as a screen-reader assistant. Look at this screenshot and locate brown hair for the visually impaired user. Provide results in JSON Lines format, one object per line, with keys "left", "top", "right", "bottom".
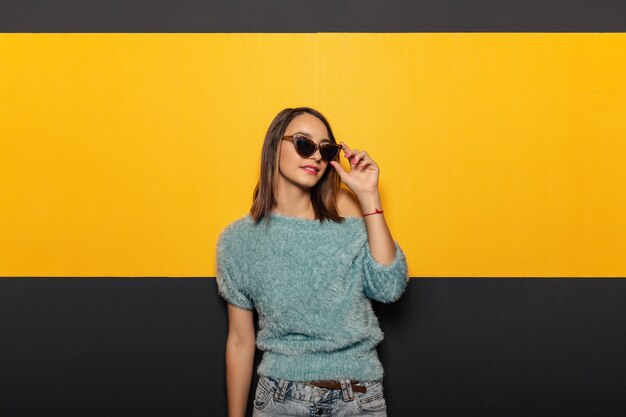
{"left": 250, "top": 107, "right": 345, "bottom": 226}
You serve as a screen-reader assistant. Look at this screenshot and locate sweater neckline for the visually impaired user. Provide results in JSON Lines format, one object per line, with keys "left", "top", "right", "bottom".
{"left": 259, "top": 211, "right": 364, "bottom": 229}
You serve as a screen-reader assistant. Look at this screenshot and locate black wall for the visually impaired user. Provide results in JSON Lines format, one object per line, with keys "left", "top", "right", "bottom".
{"left": 1, "top": 278, "right": 625, "bottom": 416}
{"left": 1, "top": 0, "right": 625, "bottom": 32}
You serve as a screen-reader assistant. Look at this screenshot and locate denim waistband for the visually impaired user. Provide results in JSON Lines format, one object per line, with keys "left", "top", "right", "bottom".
{"left": 259, "top": 375, "right": 383, "bottom": 404}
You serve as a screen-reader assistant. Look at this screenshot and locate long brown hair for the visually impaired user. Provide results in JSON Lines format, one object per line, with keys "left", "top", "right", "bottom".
{"left": 250, "top": 107, "right": 345, "bottom": 225}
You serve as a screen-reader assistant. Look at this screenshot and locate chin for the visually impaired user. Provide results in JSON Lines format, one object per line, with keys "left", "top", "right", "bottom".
{"left": 301, "top": 178, "right": 320, "bottom": 187}
{"left": 301, "top": 176, "right": 322, "bottom": 189}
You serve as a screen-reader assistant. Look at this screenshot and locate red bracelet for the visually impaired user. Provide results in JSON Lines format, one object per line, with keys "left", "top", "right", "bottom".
{"left": 363, "top": 208, "right": 384, "bottom": 217}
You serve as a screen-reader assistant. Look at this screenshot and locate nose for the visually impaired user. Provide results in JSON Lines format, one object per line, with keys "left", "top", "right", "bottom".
{"left": 309, "top": 147, "right": 322, "bottom": 162}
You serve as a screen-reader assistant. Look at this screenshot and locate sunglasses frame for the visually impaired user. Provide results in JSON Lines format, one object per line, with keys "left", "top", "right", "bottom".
{"left": 281, "top": 134, "right": 343, "bottom": 162}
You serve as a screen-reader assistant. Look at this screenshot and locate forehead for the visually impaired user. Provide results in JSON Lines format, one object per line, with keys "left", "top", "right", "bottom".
{"left": 286, "top": 113, "right": 330, "bottom": 142}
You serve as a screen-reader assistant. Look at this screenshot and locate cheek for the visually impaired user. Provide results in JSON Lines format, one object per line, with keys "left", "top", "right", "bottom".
{"left": 279, "top": 145, "right": 298, "bottom": 170}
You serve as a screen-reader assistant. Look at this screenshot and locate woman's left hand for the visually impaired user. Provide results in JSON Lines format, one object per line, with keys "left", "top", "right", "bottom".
{"left": 329, "top": 142, "right": 379, "bottom": 197}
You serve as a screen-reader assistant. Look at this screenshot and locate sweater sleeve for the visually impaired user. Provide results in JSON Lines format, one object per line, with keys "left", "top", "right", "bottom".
{"left": 215, "top": 230, "right": 254, "bottom": 311}
{"left": 362, "top": 239, "right": 410, "bottom": 303}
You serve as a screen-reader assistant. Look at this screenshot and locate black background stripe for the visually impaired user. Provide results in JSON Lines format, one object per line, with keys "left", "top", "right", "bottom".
{"left": 1, "top": 0, "right": 626, "bottom": 32}
{"left": 1, "top": 278, "right": 624, "bottom": 416}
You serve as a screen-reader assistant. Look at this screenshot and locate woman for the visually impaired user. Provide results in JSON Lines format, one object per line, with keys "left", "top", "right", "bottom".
{"left": 216, "top": 106, "right": 409, "bottom": 416}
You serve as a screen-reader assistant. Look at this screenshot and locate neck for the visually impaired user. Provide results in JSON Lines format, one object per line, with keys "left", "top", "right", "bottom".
{"left": 274, "top": 175, "right": 314, "bottom": 218}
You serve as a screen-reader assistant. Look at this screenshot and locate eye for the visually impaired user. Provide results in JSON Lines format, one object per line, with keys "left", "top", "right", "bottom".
{"left": 292, "top": 135, "right": 316, "bottom": 157}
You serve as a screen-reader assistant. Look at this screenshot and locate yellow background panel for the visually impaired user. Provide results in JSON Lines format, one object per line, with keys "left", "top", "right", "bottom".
{"left": 1, "top": 34, "right": 625, "bottom": 277}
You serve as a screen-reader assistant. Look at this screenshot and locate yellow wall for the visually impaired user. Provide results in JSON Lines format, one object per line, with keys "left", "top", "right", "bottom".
{"left": 1, "top": 34, "right": 625, "bottom": 277}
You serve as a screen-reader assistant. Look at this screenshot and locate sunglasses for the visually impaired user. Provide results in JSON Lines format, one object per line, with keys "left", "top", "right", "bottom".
{"left": 282, "top": 134, "right": 343, "bottom": 162}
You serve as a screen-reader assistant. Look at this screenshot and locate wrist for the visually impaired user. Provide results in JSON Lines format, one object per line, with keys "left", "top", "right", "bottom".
{"left": 357, "top": 190, "right": 380, "bottom": 202}
{"left": 358, "top": 191, "right": 382, "bottom": 214}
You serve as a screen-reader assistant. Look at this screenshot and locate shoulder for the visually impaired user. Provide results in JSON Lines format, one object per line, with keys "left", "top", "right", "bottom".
{"left": 217, "top": 214, "right": 254, "bottom": 251}
{"left": 336, "top": 188, "right": 363, "bottom": 218}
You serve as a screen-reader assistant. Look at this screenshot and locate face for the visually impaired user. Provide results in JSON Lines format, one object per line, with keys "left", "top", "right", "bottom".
{"left": 277, "top": 113, "right": 331, "bottom": 190}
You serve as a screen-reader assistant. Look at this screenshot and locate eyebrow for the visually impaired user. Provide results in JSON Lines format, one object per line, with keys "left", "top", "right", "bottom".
{"left": 293, "top": 131, "right": 331, "bottom": 143}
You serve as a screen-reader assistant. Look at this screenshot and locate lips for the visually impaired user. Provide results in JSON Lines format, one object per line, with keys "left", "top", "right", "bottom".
{"left": 301, "top": 165, "right": 320, "bottom": 174}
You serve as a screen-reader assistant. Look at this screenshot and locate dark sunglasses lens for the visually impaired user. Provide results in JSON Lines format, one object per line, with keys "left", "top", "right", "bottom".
{"left": 320, "top": 145, "right": 339, "bottom": 161}
{"left": 295, "top": 137, "right": 316, "bottom": 157}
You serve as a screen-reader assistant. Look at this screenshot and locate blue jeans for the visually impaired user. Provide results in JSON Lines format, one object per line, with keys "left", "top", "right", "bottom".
{"left": 251, "top": 375, "right": 388, "bottom": 416}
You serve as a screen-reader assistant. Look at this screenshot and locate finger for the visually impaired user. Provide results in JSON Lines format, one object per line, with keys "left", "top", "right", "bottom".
{"left": 355, "top": 157, "right": 371, "bottom": 169}
{"left": 348, "top": 151, "right": 358, "bottom": 162}
{"left": 355, "top": 157, "right": 367, "bottom": 168}
{"left": 347, "top": 149, "right": 360, "bottom": 165}
{"left": 358, "top": 156, "right": 375, "bottom": 170}
{"left": 352, "top": 151, "right": 368, "bottom": 167}
{"left": 340, "top": 142, "right": 353, "bottom": 158}
{"left": 329, "top": 160, "right": 348, "bottom": 179}
{"left": 357, "top": 159, "right": 375, "bottom": 170}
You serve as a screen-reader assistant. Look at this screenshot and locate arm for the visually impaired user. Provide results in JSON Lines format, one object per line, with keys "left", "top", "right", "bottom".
{"left": 215, "top": 229, "right": 257, "bottom": 416}
{"left": 358, "top": 192, "right": 410, "bottom": 303}
{"left": 225, "top": 304, "right": 256, "bottom": 417}
{"left": 331, "top": 146, "right": 409, "bottom": 303}
{"left": 338, "top": 187, "right": 399, "bottom": 266}
{"left": 358, "top": 191, "right": 396, "bottom": 266}
{"left": 331, "top": 146, "right": 398, "bottom": 266}
{"left": 338, "top": 188, "right": 409, "bottom": 303}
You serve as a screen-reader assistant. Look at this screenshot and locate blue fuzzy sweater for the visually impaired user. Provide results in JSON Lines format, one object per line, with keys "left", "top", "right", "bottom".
{"left": 215, "top": 211, "right": 409, "bottom": 382}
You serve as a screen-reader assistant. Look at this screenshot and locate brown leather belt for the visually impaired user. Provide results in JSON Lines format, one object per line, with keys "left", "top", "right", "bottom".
{"left": 309, "top": 380, "right": 367, "bottom": 393}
